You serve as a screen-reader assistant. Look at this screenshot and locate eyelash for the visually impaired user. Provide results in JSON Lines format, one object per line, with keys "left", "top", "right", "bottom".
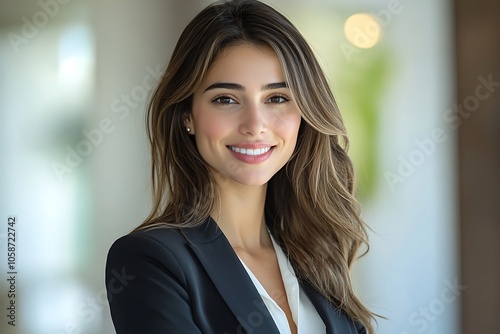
{"left": 266, "top": 94, "right": 290, "bottom": 104}
{"left": 212, "top": 95, "right": 236, "bottom": 105}
{"left": 211, "top": 94, "right": 290, "bottom": 105}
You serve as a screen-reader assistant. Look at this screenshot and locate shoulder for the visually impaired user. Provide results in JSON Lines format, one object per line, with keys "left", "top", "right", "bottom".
{"left": 107, "top": 227, "right": 192, "bottom": 268}
{"left": 111, "top": 227, "right": 188, "bottom": 251}
{"left": 108, "top": 216, "right": 221, "bottom": 254}
{"left": 106, "top": 218, "right": 221, "bottom": 279}
{"left": 106, "top": 227, "right": 196, "bottom": 281}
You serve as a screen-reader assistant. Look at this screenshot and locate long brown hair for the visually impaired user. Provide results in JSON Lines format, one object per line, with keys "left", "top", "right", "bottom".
{"left": 134, "top": 0, "right": 376, "bottom": 331}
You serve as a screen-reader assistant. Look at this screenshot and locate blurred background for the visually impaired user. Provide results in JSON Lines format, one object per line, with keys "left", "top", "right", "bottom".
{"left": 0, "top": 0, "right": 498, "bottom": 333}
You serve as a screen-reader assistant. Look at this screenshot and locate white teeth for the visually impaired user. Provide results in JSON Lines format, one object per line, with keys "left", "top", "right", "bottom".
{"left": 229, "top": 146, "right": 271, "bottom": 156}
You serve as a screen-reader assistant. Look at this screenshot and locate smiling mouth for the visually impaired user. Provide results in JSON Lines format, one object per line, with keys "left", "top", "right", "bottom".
{"left": 227, "top": 146, "right": 273, "bottom": 156}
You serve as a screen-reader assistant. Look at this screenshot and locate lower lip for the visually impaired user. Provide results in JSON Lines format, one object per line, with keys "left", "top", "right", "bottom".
{"left": 227, "top": 147, "right": 275, "bottom": 164}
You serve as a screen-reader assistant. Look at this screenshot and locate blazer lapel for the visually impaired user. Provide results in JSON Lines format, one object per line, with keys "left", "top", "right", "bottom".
{"left": 185, "top": 218, "right": 281, "bottom": 334}
{"left": 301, "top": 279, "right": 360, "bottom": 334}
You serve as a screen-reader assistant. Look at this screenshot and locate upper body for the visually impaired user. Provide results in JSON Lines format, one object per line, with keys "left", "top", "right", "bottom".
{"left": 105, "top": 217, "right": 366, "bottom": 334}
{"left": 105, "top": 0, "right": 375, "bottom": 333}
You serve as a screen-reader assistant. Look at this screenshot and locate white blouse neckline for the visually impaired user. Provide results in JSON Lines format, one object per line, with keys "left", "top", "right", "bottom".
{"left": 236, "top": 231, "right": 326, "bottom": 334}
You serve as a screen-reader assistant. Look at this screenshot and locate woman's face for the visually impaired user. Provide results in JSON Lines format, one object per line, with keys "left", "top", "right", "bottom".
{"left": 188, "top": 43, "right": 302, "bottom": 187}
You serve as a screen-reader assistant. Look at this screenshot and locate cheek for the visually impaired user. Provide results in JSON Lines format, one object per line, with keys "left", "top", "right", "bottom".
{"left": 274, "top": 113, "right": 302, "bottom": 141}
{"left": 193, "top": 111, "right": 231, "bottom": 143}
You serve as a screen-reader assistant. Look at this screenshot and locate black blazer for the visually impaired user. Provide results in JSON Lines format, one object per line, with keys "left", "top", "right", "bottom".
{"left": 105, "top": 217, "right": 366, "bottom": 334}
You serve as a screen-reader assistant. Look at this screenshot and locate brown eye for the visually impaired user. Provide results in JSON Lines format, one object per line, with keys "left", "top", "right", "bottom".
{"left": 266, "top": 95, "right": 289, "bottom": 104}
{"left": 212, "top": 96, "right": 237, "bottom": 105}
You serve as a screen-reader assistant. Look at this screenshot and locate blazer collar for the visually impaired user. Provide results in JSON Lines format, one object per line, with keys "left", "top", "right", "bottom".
{"left": 184, "top": 217, "right": 359, "bottom": 334}
{"left": 185, "top": 217, "right": 281, "bottom": 334}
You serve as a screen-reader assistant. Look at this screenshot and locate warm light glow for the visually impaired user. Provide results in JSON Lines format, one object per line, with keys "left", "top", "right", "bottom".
{"left": 344, "top": 13, "right": 382, "bottom": 49}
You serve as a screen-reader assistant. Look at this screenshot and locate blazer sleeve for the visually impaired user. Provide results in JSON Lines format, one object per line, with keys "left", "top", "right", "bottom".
{"left": 105, "top": 233, "right": 202, "bottom": 334}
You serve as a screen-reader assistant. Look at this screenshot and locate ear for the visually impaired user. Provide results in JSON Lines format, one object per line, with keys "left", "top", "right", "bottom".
{"left": 184, "top": 113, "right": 195, "bottom": 135}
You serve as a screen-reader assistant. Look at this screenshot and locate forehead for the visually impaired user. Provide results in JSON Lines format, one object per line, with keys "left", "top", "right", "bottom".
{"left": 202, "top": 43, "right": 285, "bottom": 85}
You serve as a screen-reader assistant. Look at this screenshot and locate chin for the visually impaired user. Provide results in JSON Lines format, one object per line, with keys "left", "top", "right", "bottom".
{"left": 225, "top": 174, "right": 273, "bottom": 188}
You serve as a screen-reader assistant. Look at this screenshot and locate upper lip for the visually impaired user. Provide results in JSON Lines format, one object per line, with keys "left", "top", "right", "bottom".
{"left": 227, "top": 142, "right": 275, "bottom": 149}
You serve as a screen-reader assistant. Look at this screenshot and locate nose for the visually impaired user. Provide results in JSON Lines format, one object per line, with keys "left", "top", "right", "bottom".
{"left": 239, "top": 103, "right": 268, "bottom": 136}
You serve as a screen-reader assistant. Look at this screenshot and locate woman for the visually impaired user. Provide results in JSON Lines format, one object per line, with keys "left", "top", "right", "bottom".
{"left": 105, "top": 0, "right": 375, "bottom": 333}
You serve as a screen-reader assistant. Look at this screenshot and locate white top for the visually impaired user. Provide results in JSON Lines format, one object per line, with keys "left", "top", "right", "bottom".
{"left": 237, "top": 233, "right": 326, "bottom": 334}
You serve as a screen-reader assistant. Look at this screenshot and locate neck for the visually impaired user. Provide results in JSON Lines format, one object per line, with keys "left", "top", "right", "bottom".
{"left": 211, "top": 174, "right": 270, "bottom": 251}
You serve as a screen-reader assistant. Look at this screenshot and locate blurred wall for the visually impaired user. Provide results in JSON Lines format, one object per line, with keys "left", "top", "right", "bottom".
{"left": 0, "top": 1, "right": 207, "bottom": 333}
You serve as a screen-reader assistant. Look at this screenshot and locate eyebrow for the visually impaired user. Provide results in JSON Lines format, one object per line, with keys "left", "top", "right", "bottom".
{"left": 203, "top": 81, "right": 287, "bottom": 92}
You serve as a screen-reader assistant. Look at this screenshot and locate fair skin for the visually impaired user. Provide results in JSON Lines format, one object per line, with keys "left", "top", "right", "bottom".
{"left": 187, "top": 43, "right": 302, "bottom": 333}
